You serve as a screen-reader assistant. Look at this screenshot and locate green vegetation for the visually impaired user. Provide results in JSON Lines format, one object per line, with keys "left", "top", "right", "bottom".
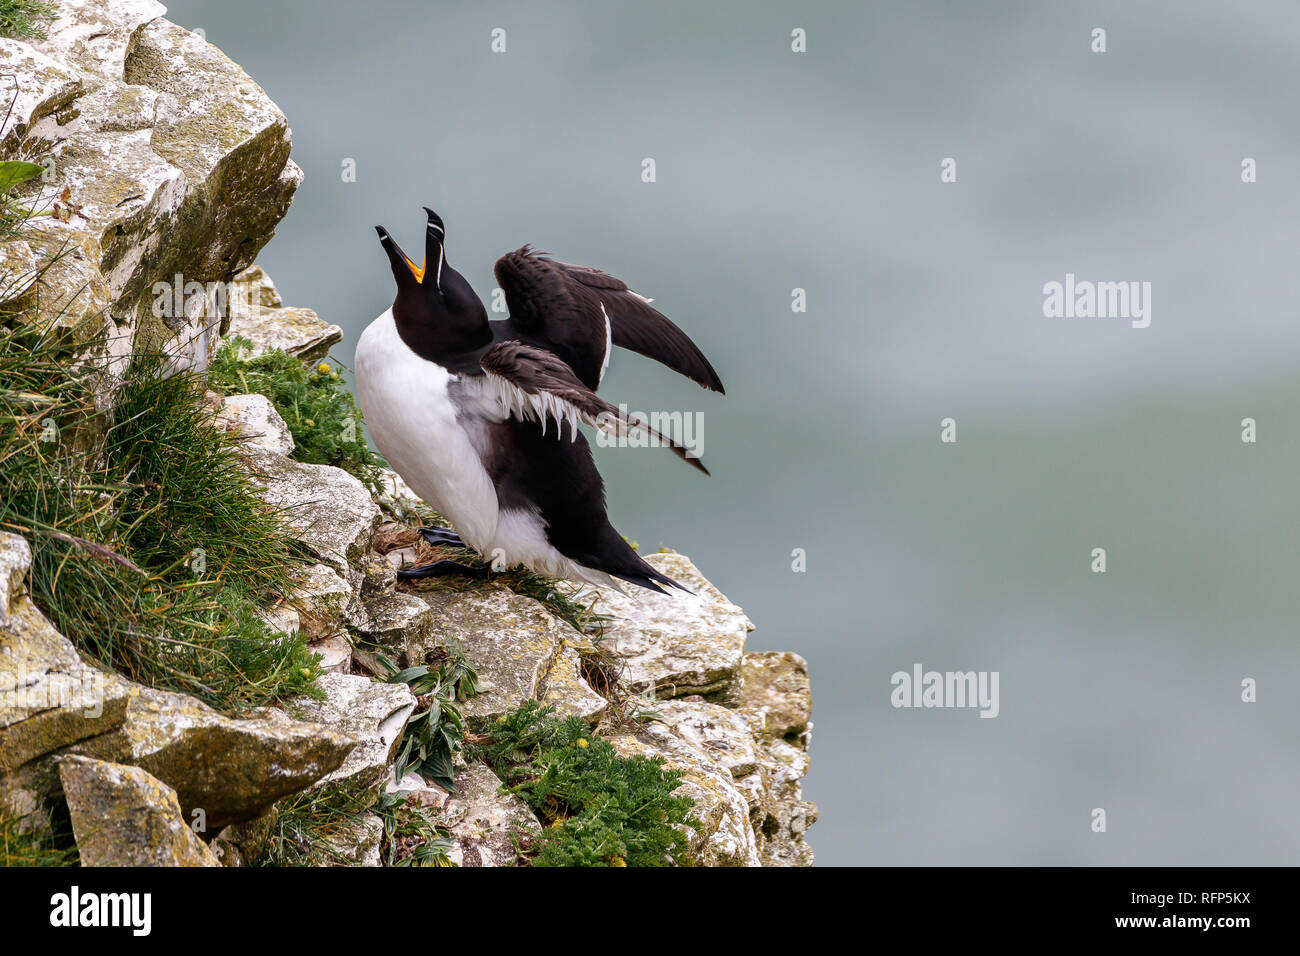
{"left": 0, "top": 330, "right": 323, "bottom": 710}
{"left": 0, "top": 807, "right": 78, "bottom": 867}
{"left": 254, "top": 786, "right": 452, "bottom": 867}
{"left": 469, "top": 701, "right": 698, "bottom": 867}
{"left": 0, "top": 0, "right": 56, "bottom": 41}
{"left": 254, "top": 785, "right": 371, "bottom": 867}
{"left": 208, "top": 337, "right": 386, "bottom": 494}
{"left": 0, "top": 160, "right": 46, "bottom": 245}
{"left": 375, "top": 790, "right": 454, "bottom": 867}
{"left": 379, "top": 644, "right": 479, "bottom": 791}
{"left": 2, "top": 160, "right": 320, "bottom": 711}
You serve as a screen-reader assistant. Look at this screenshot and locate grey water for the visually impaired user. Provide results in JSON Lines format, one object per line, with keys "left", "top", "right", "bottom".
{"left": 165, "top": 0, "right": 1300, "bottom": 864}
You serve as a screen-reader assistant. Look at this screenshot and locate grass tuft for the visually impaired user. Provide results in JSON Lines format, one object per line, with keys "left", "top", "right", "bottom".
{"left": 254, "top": 786, "right": 453, "bottom": 867}
{"left": 0, "top": 327, "right": 322, "bottom": 711}
{"left": 0, "top": 806, "right": 78, "bottom": 867}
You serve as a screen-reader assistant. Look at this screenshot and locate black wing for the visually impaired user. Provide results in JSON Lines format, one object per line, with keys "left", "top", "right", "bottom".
{"left": 477, "top": 341, "right": 709, "bottom": 475}
{"left": 493, "top": 246, "right": 725, "bottom": 393}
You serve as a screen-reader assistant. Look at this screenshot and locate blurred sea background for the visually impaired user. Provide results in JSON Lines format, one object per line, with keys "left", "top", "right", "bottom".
{"left": 166, "top": 0, "right": 1300, "bottom": 865}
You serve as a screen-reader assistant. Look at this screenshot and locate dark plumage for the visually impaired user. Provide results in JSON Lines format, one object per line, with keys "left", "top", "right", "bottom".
{"left": 360, "top": 208, "right": 721, "bottom": 594}
{"left": 494, "top": 246, "right": 726, "bottom": 393}
{"left": 480, "top": 340, "right": 709, "bottom": 475}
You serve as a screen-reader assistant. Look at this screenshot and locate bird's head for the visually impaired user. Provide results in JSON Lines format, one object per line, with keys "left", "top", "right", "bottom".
{"left": 376, "top": 207, "right": 490, "bottom": 358}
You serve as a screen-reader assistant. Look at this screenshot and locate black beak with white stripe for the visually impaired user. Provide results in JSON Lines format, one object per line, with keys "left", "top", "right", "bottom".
{"left": 375, "top": 209, "right": 492, "bottom": 361}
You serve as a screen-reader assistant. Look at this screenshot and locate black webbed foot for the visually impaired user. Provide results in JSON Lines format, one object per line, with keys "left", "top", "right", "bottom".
{"left": 397, "top": 560, "right": 493, "bottom": 580}
{"left": 417, "top": 526, "right": 465, "bottom": 549}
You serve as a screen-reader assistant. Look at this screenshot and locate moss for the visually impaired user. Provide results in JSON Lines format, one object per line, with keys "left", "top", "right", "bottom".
{"left": 468, "top": 701, "right": 699, "bottom": 867}
{"left": 209, "top": 336, "right": 387, "bottom": 495}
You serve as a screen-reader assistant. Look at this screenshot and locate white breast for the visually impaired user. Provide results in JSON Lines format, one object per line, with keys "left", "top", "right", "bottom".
{"left": 354, "top": 310, "right": 499, "bottom": 552}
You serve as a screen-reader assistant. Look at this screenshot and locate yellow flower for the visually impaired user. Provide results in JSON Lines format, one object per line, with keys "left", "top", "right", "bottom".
{"left": 317, "top": 362, "right": 331, "bottom": 374}
{"left": 303, "top": 419, "right": 315, "bottom": 428}
{"left": 609, "top": 855, "right": 626, "bottom": 867}
{"left": 576, "top": 738, "right": 588, "bottom": 748}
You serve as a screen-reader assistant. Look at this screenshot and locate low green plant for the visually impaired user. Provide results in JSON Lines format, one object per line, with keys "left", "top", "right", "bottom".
{"left": 254, "top": 786, "right": 454, "bottom": 867}
{"left": 208, "top": 337, "right": 386, "bottom": 494}
{"left": 0, "top": 159, "right": 48, "bottom": 263}
{"left": 375, "top": 791, "right": 454, "bottom": 867}
{"left": 254, "top": 785, "right": 372, "bottom": 867}
{"left": 0, "top": 0, "right": 56, "bottom": 41}
{"left": 469, "top": 701, "right": 698, "bottom": 867}
{"left": 379, "top": 644, "right": 479, "bottom": 791}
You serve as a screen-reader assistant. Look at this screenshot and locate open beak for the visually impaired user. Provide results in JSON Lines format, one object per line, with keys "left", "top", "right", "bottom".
{"left": 375, "top": 225, "right": 425, "bottom": 285}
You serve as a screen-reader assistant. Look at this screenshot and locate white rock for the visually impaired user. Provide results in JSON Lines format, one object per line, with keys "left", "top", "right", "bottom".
{"left": 214, "top": 393, "right": 294, "bottom": 456}
{"left": 0, "top": 533, "right": 33, "bottom": 629}
{"left": 226, "top": 266, "right": 343, "bottom": 362}
{"left": 607, "top": 721, "right": 761, "bottom": 867}
{"left": 308, "top": 633, "right": 352, "bottom": 674}
{"left": 566, "top": 552, "right": 751, "bottom": 698}
{"left": 541, "top": 647, "right": 607, "bottom": 725}
{"left": 651, "top": 699, "right": 758, "bottom": 779}
{"left": 244, "top": 449, "right": 381, "bottom": 571}
{"left": 352, "top": 592, "right": 434, "bottom": 654}
{"left": 374, "top": 468, "right": 425, "bottom": 517}
{"left": 258, "top": 603, "right": 300, "bottom": 636}
{"left": 428, "top": 763, "right": 540, "bottom": 867}
{"left": 410, "top": 586, "right": 576, "bottom": 727}
{"left": 292, "top": 673, "right": 416, "bottom": 797}
{"left": 289, "top": 563, "right": 352, "bottom": 639}
{"left": 0, "top": 39, "right": 82, "bottom": 153}
{"left": 385, "top": 546, "right": 419, "bottom": 571}
{"left": 5, "top": 4, "right": 301, "bottom": 375}
{"left": 59, "top": 755, "right": 220, "bottom": 867}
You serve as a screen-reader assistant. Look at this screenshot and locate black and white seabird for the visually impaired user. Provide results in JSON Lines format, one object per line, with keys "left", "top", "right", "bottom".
{"left": 355, "top": 208, "right": 724, "bottom": 593}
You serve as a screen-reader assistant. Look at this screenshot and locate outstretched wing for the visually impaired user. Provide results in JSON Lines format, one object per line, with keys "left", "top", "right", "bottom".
{"left": 477, "top": 341, "right": 709, "bottom": 475}
{"left": 494, "top": 247, "right": 725, "bottom": 393}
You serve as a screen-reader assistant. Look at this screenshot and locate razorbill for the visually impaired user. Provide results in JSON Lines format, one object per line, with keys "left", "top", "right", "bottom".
{"left": 355, "top": 208, "right": 722, "bottom": 593}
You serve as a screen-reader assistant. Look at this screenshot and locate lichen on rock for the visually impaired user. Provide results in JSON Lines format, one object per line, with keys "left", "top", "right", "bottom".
{"left": 566, "top": 552, "right": 752, "bottom": 699}
{"left": 59, "top": 755, "right": 220, "bottom": 866}
{"left": 0, "top": 0, "right": 302, "bottom": 374}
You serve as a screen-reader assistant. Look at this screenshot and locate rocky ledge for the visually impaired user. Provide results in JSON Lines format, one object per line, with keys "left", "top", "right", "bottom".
{"left": 0, "top": 0, "right": 814, "bottom": 866}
